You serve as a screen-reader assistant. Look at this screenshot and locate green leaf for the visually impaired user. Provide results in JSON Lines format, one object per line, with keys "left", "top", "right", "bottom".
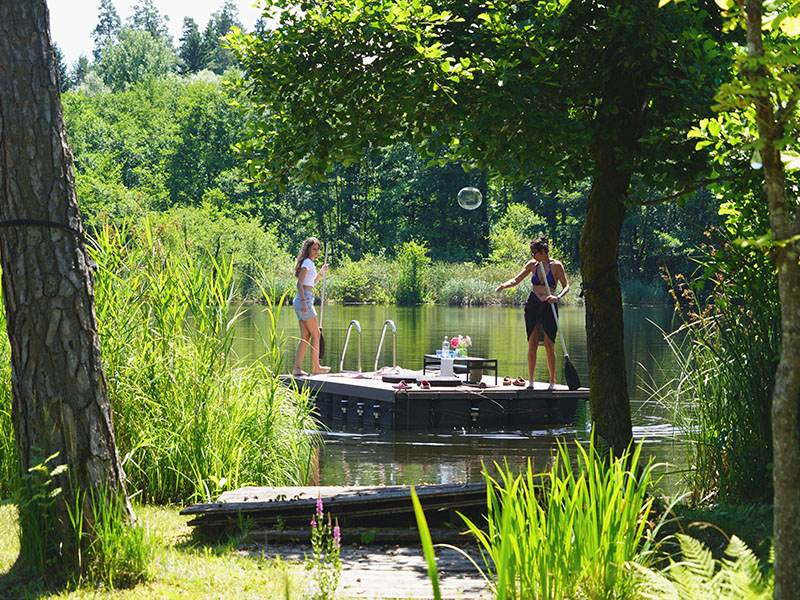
{"left": 411, "top": 487, "right": 442, "bottom": 600}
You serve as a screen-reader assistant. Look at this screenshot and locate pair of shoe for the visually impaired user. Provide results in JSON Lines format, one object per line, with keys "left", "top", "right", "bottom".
{"left": 419, "top": 380, "right": 431, "bottom": 390}
{"left": 393, "top": 380, "right": 410, "bottom": 390}
{"left": 512, "top": 377, "right": 526, "bottom": 387}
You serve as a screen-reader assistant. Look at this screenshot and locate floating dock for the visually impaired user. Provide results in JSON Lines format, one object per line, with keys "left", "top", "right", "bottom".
{"left": 282, "top": 371, "right": 589, "bottom": 430}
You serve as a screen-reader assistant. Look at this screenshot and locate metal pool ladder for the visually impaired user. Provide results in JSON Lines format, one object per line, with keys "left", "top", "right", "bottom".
{"left": 374, "top": 319, "right": 397, "bottom": 371}
{"left": 339, "top": 319, "right": 362, "bottom": 373}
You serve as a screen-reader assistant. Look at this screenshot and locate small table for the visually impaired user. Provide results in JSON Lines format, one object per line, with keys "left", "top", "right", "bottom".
{"left": 422, "top": 354, "right": 498, "bottom": 385}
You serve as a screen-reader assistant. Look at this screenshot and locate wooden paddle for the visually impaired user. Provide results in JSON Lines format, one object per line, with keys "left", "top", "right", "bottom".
{"left": 539, "top": 260, "right": 581, "bottom": 391}
{"left": 318, "top": 242, "right": 328, "bottom": 360}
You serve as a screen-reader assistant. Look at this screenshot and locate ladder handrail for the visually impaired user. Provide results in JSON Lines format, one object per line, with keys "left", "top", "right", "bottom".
{"left": 374, "top": 319, "right": 397, "bottom": 371}
{"left": 339, "top": 319, "right": 362, "bottom": 373}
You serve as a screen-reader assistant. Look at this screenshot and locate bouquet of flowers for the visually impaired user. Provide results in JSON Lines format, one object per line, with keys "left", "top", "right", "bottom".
{"left": 451, "top": 335, "right": 472, "bottom": 356}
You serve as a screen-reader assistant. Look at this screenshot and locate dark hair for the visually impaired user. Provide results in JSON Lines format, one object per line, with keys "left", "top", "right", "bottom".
{"left": 529, "top": 236, "right": 549, "bottom": 255}
{"left": 293, "top": 237, "right": 321, "bottom": 278}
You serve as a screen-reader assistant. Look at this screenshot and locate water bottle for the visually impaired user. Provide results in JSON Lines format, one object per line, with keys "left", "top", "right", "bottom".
{"left": 442, "top": 336, "right": 450, "bottom": 358}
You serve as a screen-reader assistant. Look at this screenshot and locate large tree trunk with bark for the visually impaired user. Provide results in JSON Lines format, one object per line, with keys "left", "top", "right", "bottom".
{"left": 744, "top": 3, "right": 800, "bottom": 598}
{"left": 579, "top": 72, "right": 642, "bottom": 456}
{"left": 0, "top": 0, "right": 131, "bottom": 577}
{"left": 580, "top": 144, "right": 632, "bottom": 456}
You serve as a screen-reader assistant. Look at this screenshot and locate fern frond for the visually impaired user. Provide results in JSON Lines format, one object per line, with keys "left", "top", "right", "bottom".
{"left": 675, "top": 533, "right": 716, "bottom": 580}
{"left": 718, "top": 535, "right": 772, "bottom": 600}
{"left": 634, "top": 533, "right": 773, "bottom": 600}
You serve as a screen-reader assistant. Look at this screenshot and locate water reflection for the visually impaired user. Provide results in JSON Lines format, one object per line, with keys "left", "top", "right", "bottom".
{"left": 234, "top": 304, "right": 686, "bottom": 493}
{"left": 317, "top": 429, "right": 686, "bottom": 495}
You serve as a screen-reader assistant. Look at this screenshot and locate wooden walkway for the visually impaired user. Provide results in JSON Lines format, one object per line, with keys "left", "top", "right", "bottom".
{"left": 181, "top": 483, "right": 489, "bottom": 534}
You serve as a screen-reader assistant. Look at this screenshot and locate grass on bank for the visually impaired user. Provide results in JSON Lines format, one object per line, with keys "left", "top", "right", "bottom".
{"left": 0, "top": 503, "right": 308, "bottom": 600}
{"left": 1, "top": 498, "right": 775, "bottom": 600}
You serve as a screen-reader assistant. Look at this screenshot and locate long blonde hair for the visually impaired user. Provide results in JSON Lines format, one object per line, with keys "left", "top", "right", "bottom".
{"left": 293, "top": 237, "right": 321, "bottom": 278}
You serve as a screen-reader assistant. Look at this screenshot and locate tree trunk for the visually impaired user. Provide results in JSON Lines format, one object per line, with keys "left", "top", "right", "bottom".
{"left": 0, "top": 0, "right": 131, "bottom": 577}
{"left": 579, "top": 67, "right": 643, "bottom": 455}
{"left": 744, "top": 2, "right": 800, "bottom": 597}
{"left": 580, "top": 140, "right": 633, "bottom": 456}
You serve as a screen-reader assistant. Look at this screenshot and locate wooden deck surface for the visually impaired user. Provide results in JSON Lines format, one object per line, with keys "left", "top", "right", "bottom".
{"left": 282, "top": 370, "right": 589, "bottom": 400}
{"left": 181, "top": 483, "right": 489, "bottom": 531}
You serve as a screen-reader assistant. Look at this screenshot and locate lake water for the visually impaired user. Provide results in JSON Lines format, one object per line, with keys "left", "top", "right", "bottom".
{"left": 234, "top": 304, "right": 687, "bottom": 494}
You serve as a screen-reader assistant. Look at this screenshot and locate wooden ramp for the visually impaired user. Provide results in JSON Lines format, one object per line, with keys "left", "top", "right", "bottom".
{"left": 181, "top": 483, "right": 489, "bottom": 535}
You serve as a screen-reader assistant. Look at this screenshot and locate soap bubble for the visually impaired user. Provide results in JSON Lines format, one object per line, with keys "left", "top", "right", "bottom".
{"left": 750, "top": 148, "right": 763, "bottom": 170}
{"left": 457, "top": 186, "right": 482, "bottom": 210}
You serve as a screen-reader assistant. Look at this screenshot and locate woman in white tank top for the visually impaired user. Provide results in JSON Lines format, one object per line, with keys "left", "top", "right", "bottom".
{"left": 291, "top": 237, "right": 330, "bottom": 375}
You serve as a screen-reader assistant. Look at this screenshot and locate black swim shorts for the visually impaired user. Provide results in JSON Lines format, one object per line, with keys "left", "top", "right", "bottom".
{"left": 524, "top": 292, "right": 558, "bottom": 343}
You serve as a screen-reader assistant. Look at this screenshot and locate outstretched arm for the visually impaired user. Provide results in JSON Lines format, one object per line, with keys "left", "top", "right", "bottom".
{"left": 495, "top": 262, "right": 533, "bottom": 292}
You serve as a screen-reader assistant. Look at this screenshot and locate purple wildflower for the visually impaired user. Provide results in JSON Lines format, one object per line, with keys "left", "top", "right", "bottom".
{"left": 310, "top": 518, "right": 317, "bottom": 528}
{"left": 333, "top": 524, "right": 341, "bottom": 548}
{"left": 316, "top": 497, "right": 324, "bottom": 518}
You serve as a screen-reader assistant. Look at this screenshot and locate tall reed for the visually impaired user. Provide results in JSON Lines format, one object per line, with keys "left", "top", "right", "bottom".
{"left": 653, "top": 239, "right": 778, "bottom": 505}
{"left": 91, "top": 221, "right": 319, "bottom": 504}
{"left": 458, "top": 438, "right": 661, "bottom": 600}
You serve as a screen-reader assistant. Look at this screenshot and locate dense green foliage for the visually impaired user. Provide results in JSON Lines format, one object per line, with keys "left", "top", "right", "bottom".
{"left": 225, "top": 0, "right": 727, "bottom": 293}
{"left": 412, "top": 439, "right": 681, "bottom": 600}
{"left": 50, "top": 1, "right": 724, "bottom": 303}
{"left": 59, "top": 70, "right": 718, "bottom": 300}
{"left": 395, "top": 240, "right": 432, "bottom": 304}
{"left": 651, "top": 0, "right": 800, "bottom": 509}
{"left": 634, "top": 535, "right": 773, "bottom": 600}
{"left": 462, "top": 440, "right": 661, "bottom": 599}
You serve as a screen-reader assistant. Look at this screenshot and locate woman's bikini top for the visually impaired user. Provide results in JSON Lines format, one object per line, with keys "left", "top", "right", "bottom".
{"left": 531, "top": 261, "right": 556, "bottom": 287}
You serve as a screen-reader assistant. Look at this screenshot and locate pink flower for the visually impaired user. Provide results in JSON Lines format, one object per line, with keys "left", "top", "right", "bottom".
{"left": 310, "top": 518, "right": 317, "bottom": 528}
{"left": 316, "top": 497, "right": 324, "bottom": 518}
{"left": 451, "top": 337, "right": 459, "bottom": 349}
{"left": 333, "top": 525, "right": 341, "bottom": 548}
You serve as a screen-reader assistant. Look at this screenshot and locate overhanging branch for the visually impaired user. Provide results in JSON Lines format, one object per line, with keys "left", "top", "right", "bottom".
{"left": 636, "top": 175, "right": 740, "bottom": 206}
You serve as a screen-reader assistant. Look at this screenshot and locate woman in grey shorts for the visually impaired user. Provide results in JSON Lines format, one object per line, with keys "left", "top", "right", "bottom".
{"left": 291, "top": 237, "right": 330, "bottom": 376}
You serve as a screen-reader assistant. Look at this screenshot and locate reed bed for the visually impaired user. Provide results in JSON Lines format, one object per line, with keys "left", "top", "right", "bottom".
{"left": 0, "top": 220, "right": 316, "bottom": 506}
{"left": 452, "top": 439, "right": 662, "bottom": 600}
{"left": 652, "top": 243, "right": 778, "bottom": 505}
{"left": 89, "top": 221, "right": 319, "bottom": 504}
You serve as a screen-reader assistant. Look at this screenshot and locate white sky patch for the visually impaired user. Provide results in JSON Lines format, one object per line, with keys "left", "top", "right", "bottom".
{"left": 48, "top": 0, "right": 266, "bottom": 65}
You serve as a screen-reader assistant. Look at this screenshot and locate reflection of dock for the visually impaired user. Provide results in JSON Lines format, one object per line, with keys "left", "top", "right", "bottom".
{"left": 281, "top": 371, "right": 588, "bottom": 430}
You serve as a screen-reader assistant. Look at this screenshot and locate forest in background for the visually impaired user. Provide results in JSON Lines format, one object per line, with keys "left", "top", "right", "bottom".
{"left": 54, "top": 0, "right": 723, "bottom": 304}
